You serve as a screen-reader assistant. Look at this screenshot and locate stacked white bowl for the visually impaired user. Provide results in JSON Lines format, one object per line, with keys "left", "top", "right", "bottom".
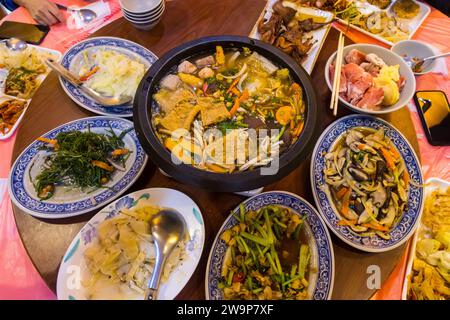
{"left": 120, "top": 0, "right": 165, "bottom": 30}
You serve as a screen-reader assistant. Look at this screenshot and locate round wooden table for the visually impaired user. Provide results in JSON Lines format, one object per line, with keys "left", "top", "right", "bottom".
{"left": 11, "top": 0, "right": 420, "bottom": 300}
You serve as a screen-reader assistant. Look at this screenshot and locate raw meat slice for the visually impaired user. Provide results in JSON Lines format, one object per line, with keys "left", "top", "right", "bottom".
{"left": 329, "top": 63, "right": 347, "bottom": 95}
{"left": 356, "top": 87, "right": 385, "bottom": 110}
{"left": 345, "top": 49, "right": 367, "bottom": 65}
{"left": 343, "top": 63, "right": 373, "bottom": 104}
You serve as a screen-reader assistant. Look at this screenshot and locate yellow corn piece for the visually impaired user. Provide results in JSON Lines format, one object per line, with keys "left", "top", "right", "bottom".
{"left": 216, "top": 45, "right": 225, "bottom": 65}
{"left": 178, "top": 73, "right": 203, "bottom": 87}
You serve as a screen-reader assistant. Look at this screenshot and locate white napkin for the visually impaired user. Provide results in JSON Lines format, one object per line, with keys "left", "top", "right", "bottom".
{"left": 428, "top": 44, "right": 448, "bottom": 76}
{"left": 66, "top": 1, "right": 111, "bottom": 30}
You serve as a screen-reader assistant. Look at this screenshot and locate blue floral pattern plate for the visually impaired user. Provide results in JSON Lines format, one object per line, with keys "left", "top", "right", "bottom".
{"left": 310, "top": 114, "right": 424, "bottom": 252}
{"left": 56, "top": 188, "right": 205, "bottom": 300}
{"left": 59, "top": 37, "right": 157, "bottom": 117}
{"left": 8, "top": 116, "right": 147, "bottom": 219}
{"left": 205, "top": 191, "right": 335, "bottom": 300}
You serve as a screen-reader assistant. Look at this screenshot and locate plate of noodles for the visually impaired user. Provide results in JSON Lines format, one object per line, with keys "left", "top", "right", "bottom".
{"left": 56, "top": 188, "right": 205, "bottom": 300}
{"left": 59, "top": 37, "right": 157, "bottom": 117}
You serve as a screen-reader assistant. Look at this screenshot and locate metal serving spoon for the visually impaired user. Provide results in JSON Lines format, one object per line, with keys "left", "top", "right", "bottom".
{"left": 404, "top": 52, "right": 450, "bottom": 72}
{"left": 56, "top": 4, "right": 97, "bottom": 24}
{"left": 144, "top": 209, "right": 187, "bottom": 300}
{"left": 5, "top": 38, "right": 28, "bottom": 51}
{"left": 45, "top": 58, "right": 132, "bottom": 106}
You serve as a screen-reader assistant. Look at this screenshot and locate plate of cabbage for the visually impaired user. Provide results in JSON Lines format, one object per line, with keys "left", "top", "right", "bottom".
{"left": 59, "top": 37, "right": 157, "bottom": 117}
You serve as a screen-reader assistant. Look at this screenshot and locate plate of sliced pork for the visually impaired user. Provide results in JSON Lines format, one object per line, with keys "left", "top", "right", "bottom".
{"left": 325, "top": 44, "right": 415, "bottom": 114}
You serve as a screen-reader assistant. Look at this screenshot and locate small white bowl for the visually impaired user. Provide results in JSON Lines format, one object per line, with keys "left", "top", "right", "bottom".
{"left": 129, "top": 17, "right": 162, "bottom": 30}
{"left": 391, "top": 40, "right": 437, "bottom": 76}
{"left": 122, "top": 0, "right": 163, "bottom": 18}
{"left": 325, "top": 43, "right": 416, "bottom": 115}
{"left": 122, "top": 3, "right": 164, "bottom": 22}
{"left": 119, "top": 0, "right": 162, "bottom": 14}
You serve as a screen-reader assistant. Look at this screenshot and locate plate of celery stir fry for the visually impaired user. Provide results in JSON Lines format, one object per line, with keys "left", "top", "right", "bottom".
{"left": 206, "top": 191, "right": 334, "bottom": 300}
{"left": 8, "top": 116, "right": 147, "bottom": 218}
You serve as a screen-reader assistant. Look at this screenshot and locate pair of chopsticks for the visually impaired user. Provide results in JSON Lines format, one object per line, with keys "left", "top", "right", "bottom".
{"left": 330, "top": 32, "right": 345, "bottom": 116}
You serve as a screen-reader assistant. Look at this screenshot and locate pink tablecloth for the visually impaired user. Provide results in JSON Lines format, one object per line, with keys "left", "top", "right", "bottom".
{"left": 0, "top": 0, "right": 123, "bottom": 299}
{"left": 0, "top": 1, "right": 449, "bottom": 300}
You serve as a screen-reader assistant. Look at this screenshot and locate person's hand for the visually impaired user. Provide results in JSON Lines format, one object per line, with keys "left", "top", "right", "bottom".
{"left": 15, "top": 0, "right": 65, "bottom": 25}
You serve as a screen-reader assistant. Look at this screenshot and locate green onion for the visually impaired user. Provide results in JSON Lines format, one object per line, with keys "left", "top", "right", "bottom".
{"left": 241, "top": 232, "right": 271, "bottom": 246}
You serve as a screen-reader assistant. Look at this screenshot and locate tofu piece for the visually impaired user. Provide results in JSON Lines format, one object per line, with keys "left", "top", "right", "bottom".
{"left": 198, "top": 97, "right": 230, "bottom": 126}
{"left": 159, "top": 101, "right": 200, "bottom": 132}
{"left": 153, "top": 88, "right": 196, "bottom": 114}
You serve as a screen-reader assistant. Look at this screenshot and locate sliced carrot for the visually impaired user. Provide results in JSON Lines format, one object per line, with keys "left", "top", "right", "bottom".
{"left": 340, "top": 188, "right": 351, "bottom": 217}
{"left": 389, "top": 144, "right": 400, "bottom": 160}
{"left": 290, "top": 119, "right": 295, "bottom": 130}
{"left": 275, "top": 106, "right": 293, "bottom": 126}
{"left": 338, "top": 219, "right": 356, "bottom": 226}
{"left": 227, "top": 77, "right": 240, "bottom": 94}
{"left": 229, "top": 89, "right": 249, "bottom": 117}
{"left": 80, "top": 66, "right": 99, "bottom": 82}
{"left": 336, "top": 187, "right": 349, "bottom": 200}
{"left": 362, "top": 223, "right": 389, "bottom": 232}
{"left": 230, "top": 87, "right": 241, "bottom": 97}
{"left": 402, "top": 170, "right": 410, "bottom": 185}
{"left": 91, "top": 160, "right": 114, "bottom": 172}
{"left": 380, "top": 147, "right": 395, "bottom": 170}
{"left": 111, "top": 148, "right": 129, "bottom": 157}
{"left": 37, "top": 137, "right": 58, "bottom": 145}
{"left": 292, "top": 121, "right": 304, "bottom": 137}
{"left": 202, "top": 82, "right": 209, "bottom": 95}
{"left": 291, "top": 82, "right": 302, "bottom": 94}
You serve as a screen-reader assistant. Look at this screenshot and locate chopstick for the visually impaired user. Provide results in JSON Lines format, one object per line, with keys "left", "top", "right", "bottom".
{"left": 330, "top": 32, "right": 345, "bottom": 116}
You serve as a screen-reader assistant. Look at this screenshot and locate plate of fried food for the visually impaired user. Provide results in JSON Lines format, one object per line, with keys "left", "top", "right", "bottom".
{"left": 402, "top": 178, "right": 450, "bottom": 300}
{"left": 301, "top": 0, "right": 430, "bottom": 46}
{"left": 0, "top": 42, "right": 61, "bottom": 139}
{"left": 251, "top": 0, "right": 334, "bottom": 74}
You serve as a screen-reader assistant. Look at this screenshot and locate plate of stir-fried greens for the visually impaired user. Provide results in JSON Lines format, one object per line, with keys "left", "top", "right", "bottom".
{"left": 8, "top": 116, "right": 147, "bottom": 218}
{"left": 206, "top": 191, "right": 334, "bottom": 300}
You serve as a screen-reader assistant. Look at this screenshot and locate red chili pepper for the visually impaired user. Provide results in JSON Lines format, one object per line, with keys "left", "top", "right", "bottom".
{"left": 232, "top": 272, "right": 245, "bottom": 283}
{"left": 202, "top": 82, "right": 208, "bottom": 95}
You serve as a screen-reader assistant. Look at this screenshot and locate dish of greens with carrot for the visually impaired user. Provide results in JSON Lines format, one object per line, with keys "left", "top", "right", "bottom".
{"left": 218, "top": 204, "right": 311, "bottom": 300}
{"left": 31, "top": 126, "right": 132, "bottom": 200}
{"left": 151, "top": 45, "right": 306, "bottom": 173}
{"left": 322, "top": 127, "right": 409, "bottom": 239}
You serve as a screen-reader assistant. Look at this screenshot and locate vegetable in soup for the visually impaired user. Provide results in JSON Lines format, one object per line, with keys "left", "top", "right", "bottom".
{"left": 151, "top": 46, "right": 306, "bottom": 173}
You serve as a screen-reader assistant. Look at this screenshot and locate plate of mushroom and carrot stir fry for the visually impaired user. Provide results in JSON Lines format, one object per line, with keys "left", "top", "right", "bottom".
{"left": 8, "top": 116, "right": 148, "bottom": 218}
{"left": 311, "top": 114, "right": 424, "bottom": 252}
{"left": 206, "top": 191, "right": 334, "bottom": 300}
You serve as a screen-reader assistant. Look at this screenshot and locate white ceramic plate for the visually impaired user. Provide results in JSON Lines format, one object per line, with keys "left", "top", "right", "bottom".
{"left": 59, "top": 37, "right": 157, "bottom": 117}
{"left": 206, "top": 191, "right": 334, "bottom": 300}
{"left": 57, "top": 188, "right": 205, "bottom": 300}
{"left": 401, "top": 178, "right": 450, "bottom": 300}
{"left": 337, "top": 0, "right": 431, "bottom": 46}
{"left": 0, "top": 43, "right": 61, "bottom": 140}
{"left": 249, "top": 0, "right": 334, "bottom": 74}
{"left": 310, "top": 114, "right": 424, "bottom": 252}
{"left": 8, "top": 116, "right": 147, "bottom": 218}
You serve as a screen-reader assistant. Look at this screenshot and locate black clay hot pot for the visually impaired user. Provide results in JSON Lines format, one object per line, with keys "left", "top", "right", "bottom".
{"left": 134, "top": 35, "right": 318, "bottom": 192}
